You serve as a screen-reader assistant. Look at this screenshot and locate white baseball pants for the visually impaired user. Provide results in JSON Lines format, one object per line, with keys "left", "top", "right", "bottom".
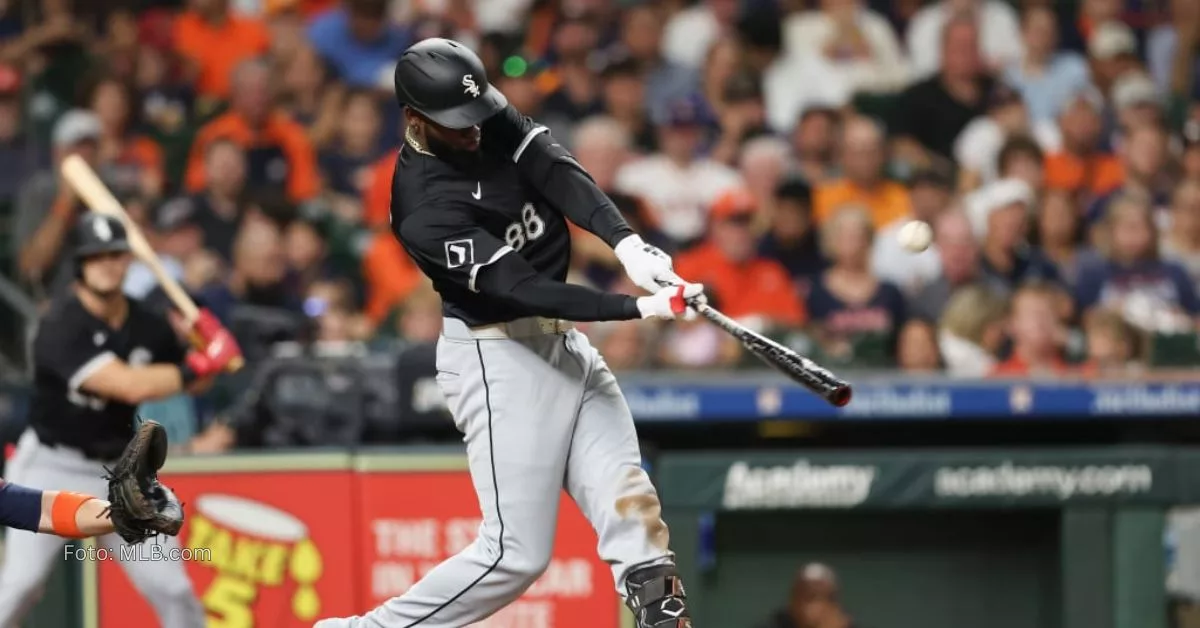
{"left": 316, "top": 317, "right": 673, "bottom": 627}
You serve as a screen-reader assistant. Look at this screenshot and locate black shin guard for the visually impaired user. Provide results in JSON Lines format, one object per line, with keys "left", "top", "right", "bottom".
{"left": 624, "top": 564, "right": 692, "bottom": 627}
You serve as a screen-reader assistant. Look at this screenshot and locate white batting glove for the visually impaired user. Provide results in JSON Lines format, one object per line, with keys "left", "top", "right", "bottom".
{"left": 636, "top": 283, "right": 706, "bottom": 320}
{"left": 614, "top": 234, "right": 682, "bottom": 294}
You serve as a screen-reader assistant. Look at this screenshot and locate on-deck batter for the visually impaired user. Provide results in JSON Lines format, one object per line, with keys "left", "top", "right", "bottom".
{"left": 0, "top": 212, "right": 241, "bottom": 627}
{"left": 314, "top": 38, "right": 700, "bottom": 628}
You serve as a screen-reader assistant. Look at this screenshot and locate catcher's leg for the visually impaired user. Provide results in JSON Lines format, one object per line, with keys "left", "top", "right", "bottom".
{"left": 563, "top": 331, "right": 691, "bottom": 627}
{"left": 0, "top": 431, "right": 70, "bottom": 626}
{"left": 104, "top": 532, "right": 204, "bottom": 628}
{"left": 0, "top": 526, "right": 69, "bottom": 625}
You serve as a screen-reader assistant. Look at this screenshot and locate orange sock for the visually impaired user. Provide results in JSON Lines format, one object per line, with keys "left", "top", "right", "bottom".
{"left": 51, "top": 492, "right": 96, "bottom": 538}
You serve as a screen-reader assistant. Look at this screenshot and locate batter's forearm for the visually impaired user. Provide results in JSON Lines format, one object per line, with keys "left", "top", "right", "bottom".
{"left": 479, "top": 262, "right": 639, "bottom": 321}
{"left": 505, "top": 277, "right": 639, "bottom": 321}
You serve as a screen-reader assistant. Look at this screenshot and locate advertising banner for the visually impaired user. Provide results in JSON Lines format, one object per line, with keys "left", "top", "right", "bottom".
{"left": 85, "top": 454, "right": 625, "bottom": 628}
{"left": 358, "top": 469, "right": 619, "bottom": 627}
{"left": 620, "top": 379, "right": 1200, "bottom": 422}
{"left": 89, "top": 458, "right": 360, "bottom": 628}
{"left": 658, "top": 448, "right": 1200, "bottom": 511}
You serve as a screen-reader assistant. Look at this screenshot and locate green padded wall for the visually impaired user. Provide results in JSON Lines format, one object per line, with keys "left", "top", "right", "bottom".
{"left": 686, "top": 511, "right": 1060, "bottom": 628}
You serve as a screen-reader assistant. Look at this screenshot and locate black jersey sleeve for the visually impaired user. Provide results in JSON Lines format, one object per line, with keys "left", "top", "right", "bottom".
{"left": 397, "top": 206, "right": 641, "bottom": 321}
{"left": 481, "top": 105, "right": 635, "bottom": 248}
{"left": 33, "top": 314, "right": 116, "bottom": 392}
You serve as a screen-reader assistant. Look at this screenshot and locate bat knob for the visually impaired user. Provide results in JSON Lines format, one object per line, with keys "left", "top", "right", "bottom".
{"left": 828, "top": 385, "right": 852, "bottom": 408}
{"left": 226, "top": 357, "right": 244, "bottom": 373}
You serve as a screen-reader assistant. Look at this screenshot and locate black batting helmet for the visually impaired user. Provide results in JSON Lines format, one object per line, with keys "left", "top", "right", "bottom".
{"left": 75, "top": 212, "right": 132, "bottom": 259}
{"left": 393, "top": 38, "right": 508, "bottom": 129}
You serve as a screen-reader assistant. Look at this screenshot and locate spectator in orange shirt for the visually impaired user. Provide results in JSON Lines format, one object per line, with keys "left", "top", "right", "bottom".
{"left": 991, "top": 281, "right": 1073, "bottom": 377}
{"left": 184, "top": 59, "right": 319, "bottom": 203}
{"left": 361, "top": 151, "right": 397, "bottom": 228}
{"left": 1043, "top": 86, "right": 1123, "bottom": 197}
{"left": 361, "top": 232, "right": 422, "bottom": 325}
{"left": 813, "top": 116, "right": 911, "bottom": 230}
{"left": 86, "top": 76, "right": 164, "bottom": 200}
{"left": 1083, "top": 122, "right": 1173, "bottom": 228}
{"left": 173, "top": 0, "right": 271, "bottom": 102}
{"left": 674, "top": 188, "right": 806, "bottom": 330}
{"left": 806, "top": 206, "right": 908, "bottom": 365}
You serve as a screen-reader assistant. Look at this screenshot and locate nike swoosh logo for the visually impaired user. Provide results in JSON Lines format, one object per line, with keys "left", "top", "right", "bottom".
{"left": 471, "top": 182, "right": 481, "bottom": 200}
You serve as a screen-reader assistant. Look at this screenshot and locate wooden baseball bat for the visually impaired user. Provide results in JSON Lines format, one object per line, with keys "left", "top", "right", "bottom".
{"left": 60, "top": 155, "right": 243, "bottom": 373}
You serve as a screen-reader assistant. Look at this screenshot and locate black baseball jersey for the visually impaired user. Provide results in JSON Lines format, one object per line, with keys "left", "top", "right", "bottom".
{"left": 29, "top": 291, "right": 185, "bottom": 459}
{"left": 391, "top": 145, "right": 571, "bottom": 326}
{"left": 390, "top": 105, "right": 642, "bottom": 326}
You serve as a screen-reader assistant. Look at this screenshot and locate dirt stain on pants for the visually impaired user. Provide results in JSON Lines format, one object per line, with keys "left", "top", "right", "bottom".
{"left": 614, "top": 467, "right": 670, "bottom": 551}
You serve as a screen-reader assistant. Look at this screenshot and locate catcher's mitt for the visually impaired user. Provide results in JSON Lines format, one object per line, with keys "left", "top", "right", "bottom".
{"left": 104, "top": 420, "right": 184, "bottom": 544}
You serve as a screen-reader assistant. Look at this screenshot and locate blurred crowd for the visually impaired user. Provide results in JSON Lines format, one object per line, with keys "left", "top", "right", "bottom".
{"left": 1, "top": 0, "right": 1199, "bottom": 380}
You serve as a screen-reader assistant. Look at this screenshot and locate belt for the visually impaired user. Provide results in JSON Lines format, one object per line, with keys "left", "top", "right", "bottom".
{"left": 442, "top": 317, "right": 574, "bottom": 340}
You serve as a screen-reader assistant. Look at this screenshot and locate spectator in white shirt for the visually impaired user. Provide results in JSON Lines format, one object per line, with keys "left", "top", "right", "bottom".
{"left": 763, "top": 51, "right": 852, "bottom": 134}
{"left": 906, "top": 0, "right": 1023, "bottom": 79}
{"left": 661, "top": 0, "right": 741, "bottom": 70}
{"left": 954, "top": 82, "right": 1059, "bottom": 188}
{"left": 782, "top": 0, "right": 910, "bottom": 95}
{"left": 738, "top": 135, "right": 794, "bottom": 228}
{"left": 1004, "top": 4, "right": 1092, "bottom": 124}
{"left": 615, "top": 96, "right": 743, "bottom": 247}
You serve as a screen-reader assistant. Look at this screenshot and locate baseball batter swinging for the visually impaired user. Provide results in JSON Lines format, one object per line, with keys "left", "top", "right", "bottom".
{"left": 315, "top": 38, "right": 699, "bottom": 628}
{"left": 0, "top": 212, "right": 242, "bottom": 627}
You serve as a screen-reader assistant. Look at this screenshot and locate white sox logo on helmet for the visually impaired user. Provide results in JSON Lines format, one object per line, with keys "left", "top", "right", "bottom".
{"left": 462, "top": 74, "right": 480, "bottom": 98}
{"left": 93, "top": 216, "right": 113, "bottom": 241}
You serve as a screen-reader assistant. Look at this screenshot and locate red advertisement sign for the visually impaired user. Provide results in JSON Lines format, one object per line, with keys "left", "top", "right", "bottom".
{"left": 358, "top": 471, "right": 620, "bottom": 628}
{"left": 93, "top": 469, "right": 360, "bottom": 628}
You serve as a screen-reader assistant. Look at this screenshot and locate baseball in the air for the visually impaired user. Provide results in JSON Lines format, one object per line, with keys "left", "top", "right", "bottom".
{"left": 897, "top": 220, "right": 933, "bottom": 253}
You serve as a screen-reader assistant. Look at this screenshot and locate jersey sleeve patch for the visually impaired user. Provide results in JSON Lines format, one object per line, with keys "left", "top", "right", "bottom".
{"left": 444, "top": 239, "right": 475, "bottom": 269}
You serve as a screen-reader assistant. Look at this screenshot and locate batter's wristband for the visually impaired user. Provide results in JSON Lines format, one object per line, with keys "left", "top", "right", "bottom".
{"left": 178, "top": 361, "right": 199, "bottom": 387}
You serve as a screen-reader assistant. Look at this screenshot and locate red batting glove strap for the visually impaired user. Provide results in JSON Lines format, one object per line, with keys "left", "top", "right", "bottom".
{"left": 185, "top": 350, "right": 219, "bottom": 378}
{"left": 184, "top": 328, "right": 243, "bottom": 378}
{"left": 669, "top": 285, "right": 686, "bottom": 315}
{"left": 191, "top": 309, "right": 224, "bottom": 343}
{"left": 202, "top": 327, "right": 243, "bottom": 371}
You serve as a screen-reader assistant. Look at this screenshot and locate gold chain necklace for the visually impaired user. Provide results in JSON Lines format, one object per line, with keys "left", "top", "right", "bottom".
{"left": 404, "top": 126, "right": 434, "bottom": 156}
